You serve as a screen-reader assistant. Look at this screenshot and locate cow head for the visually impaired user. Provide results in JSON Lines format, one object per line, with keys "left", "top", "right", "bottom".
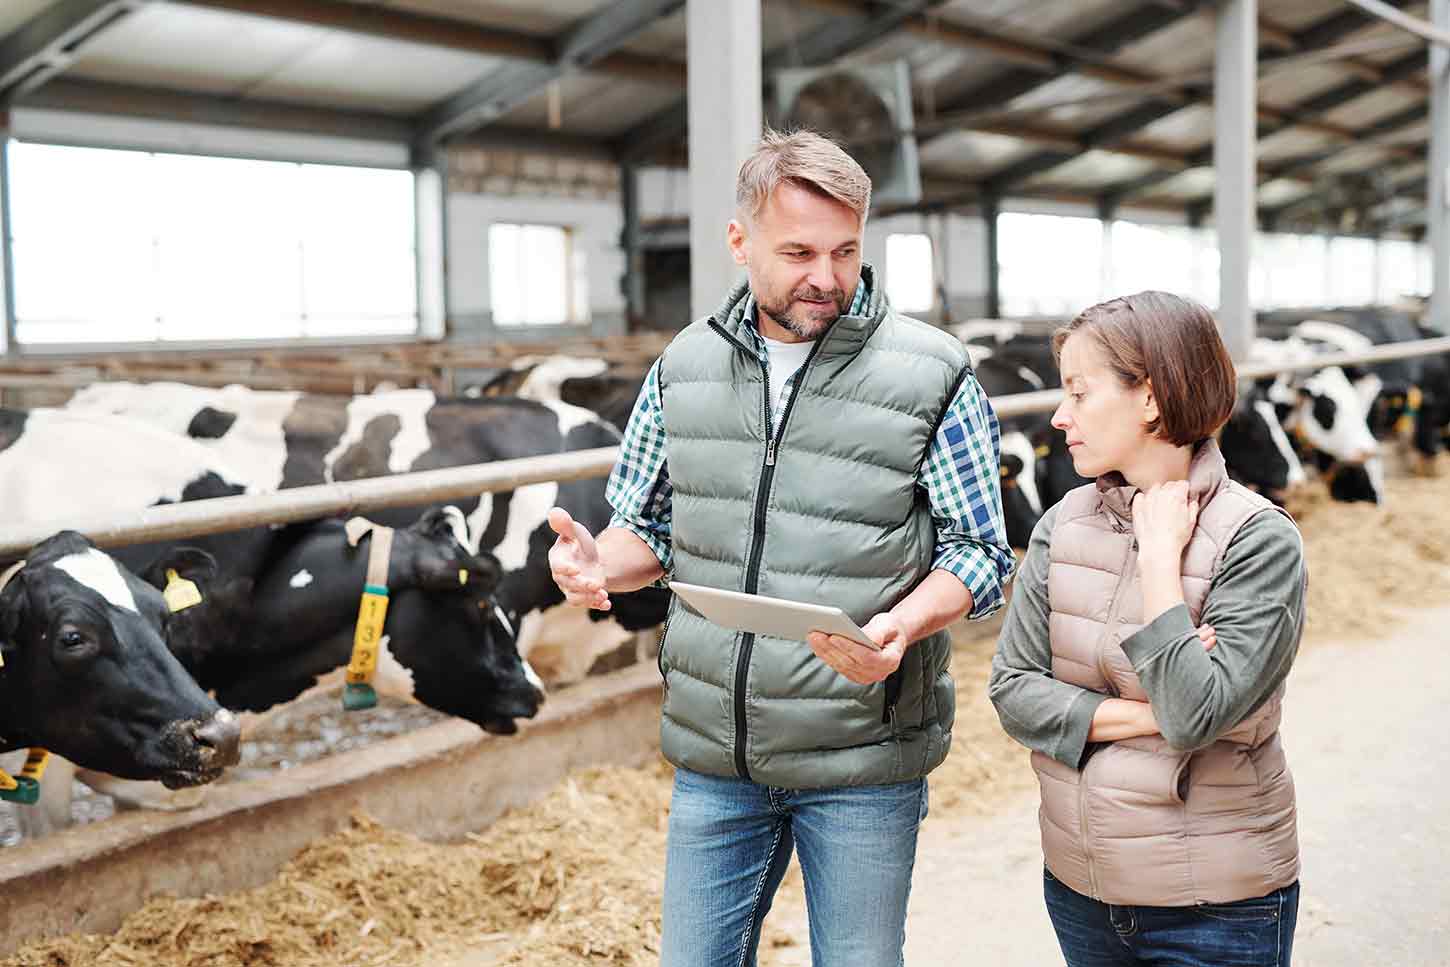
{"left": 188, "top": 509, "right": 543, "bottom": 735}
{"left": 0, "top": 532, "right": 239, "bottom": 787}
{"left": 1219, "top": 391, "right": 1306, "bottom": 504}
{"left": 1279, "top": 366, "right": 1379, "bottom": 466}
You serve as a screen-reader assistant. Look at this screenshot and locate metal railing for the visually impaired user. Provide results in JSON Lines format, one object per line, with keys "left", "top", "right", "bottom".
{"left": 3, "top": 334, "right": 1449, "bottom": 560}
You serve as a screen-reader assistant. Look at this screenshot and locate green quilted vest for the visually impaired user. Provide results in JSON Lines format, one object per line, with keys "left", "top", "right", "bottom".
{"left": 656, "top": 266, "right": 971, "bottom": 788}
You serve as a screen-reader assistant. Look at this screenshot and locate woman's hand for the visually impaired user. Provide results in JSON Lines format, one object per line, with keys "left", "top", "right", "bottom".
{"left": 1131, "top": 481, "right": 1199, "bottom": 568}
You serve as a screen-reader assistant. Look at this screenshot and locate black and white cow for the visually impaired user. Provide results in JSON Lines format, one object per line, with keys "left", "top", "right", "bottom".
{"left": 970, "top": 347, "right": 1047, "bottom": 550}
{"left": 1252, "top": 336, "right": 1383, "bottom": 503}
{"left": 0, "top": 408, "right": 545, "bottom": 728}
{"left": 1, "top": 409, "right": 545, "bottom": 830}
{"left": 962, "top": 328, "right": 1309, "bottom": 512}
{"left": 65, "top": 383, "right": 671, "bottom": 683}
{"left": 0, "top": 531, "right": 240, "bottom": 788}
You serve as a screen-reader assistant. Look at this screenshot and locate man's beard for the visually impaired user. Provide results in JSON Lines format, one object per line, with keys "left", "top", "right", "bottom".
{"left": 756, "top": 283, "right": 848, "bottom": 339}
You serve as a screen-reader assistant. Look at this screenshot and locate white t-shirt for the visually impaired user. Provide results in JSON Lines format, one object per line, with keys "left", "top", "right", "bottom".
{"left": 762, "top": 334, "right": 815, "bottom": 433}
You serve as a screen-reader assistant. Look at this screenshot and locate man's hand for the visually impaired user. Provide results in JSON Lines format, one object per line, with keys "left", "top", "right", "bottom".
{"left": 547, "top": 508, "right": 610, "bottom": 611}
{"left": 807, "top": 612, "right": 909, "bottom": 685}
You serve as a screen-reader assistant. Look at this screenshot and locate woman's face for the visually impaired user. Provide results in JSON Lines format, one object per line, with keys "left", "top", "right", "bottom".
{"left": 1051, "top": 332, "right": 1155, "bottom": 479}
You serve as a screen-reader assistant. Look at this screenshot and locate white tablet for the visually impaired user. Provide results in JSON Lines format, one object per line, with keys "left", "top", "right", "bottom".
{"left": 668, "top": 581, "right": 880, "bottom": 650}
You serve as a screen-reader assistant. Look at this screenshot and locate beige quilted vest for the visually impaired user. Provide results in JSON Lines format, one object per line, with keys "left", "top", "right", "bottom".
{"left": 1033, "top": 439, "right": 1300, "bottom": 905}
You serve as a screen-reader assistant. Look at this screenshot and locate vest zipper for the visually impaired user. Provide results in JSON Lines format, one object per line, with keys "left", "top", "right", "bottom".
{"left": 1081, "top": 529, "right": 1137, "bottom": 899}
{"left": 711, "top": 318, "right": 824, "bottom": 780}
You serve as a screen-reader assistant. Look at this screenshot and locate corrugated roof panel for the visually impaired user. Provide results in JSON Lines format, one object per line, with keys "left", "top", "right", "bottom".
{"left": 1020, "top": 149, "right": 1160, "bottom": 191}
{"left": 1133, "top": 104, "right": 1213, "bottom": 152}
{"left": 1007, "top": 74, "right": 1138, "bottom": 131}
{"left": 66, "top": 3, "right": 328, "bottom": 96}
{"left": 496, "top": 73, "right": 682, "bottom": 138}
{"left": 1111, "top": 15, "right": 1215, "bottom": 76}
{"left": 918, "top": 129, "right": 1036, "bottom": 179}
{"left": 1259, "top": 63, "right": 1347, "bottom": 107}
{"left": 0, "top": 0, "right": 59, "bottom": 40}
{"left": 384, "top": 0, "right": 598, "bottom": 35}
{"left": 942, "top": 0, "right": 1142, "bottom": 40}
{"left": 1142, "top": 167, "right": 1215, "bottom": 200}
{"left": 1325, "top": 87, "right": 1423, "bottom": 129}
{"left": 1258, "top": 127, "right": 1335, "bottom": 165}
{"left": 1261, "top": 0, "right": 1353, "bottom": 32}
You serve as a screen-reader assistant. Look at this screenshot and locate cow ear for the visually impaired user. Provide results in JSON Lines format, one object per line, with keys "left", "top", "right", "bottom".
{"left": 410, "top": 507, "right": 470, "bottom": 548}
{"left": 0, "top": 569, "right": 26, "bottom": 649}
{"left": 415, "top": 548, "right": 504, "bottom": 595}
{"left": 141, "top": 547, "right": 219, "bottom": 590}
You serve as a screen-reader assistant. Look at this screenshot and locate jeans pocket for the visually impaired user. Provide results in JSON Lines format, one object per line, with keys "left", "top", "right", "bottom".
{"left": 1193, "top": 895, "right": 1282, "bottom": 924}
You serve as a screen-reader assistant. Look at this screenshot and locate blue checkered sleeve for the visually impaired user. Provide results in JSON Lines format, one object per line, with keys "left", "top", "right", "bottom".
{"left": 920, "top": 371, "right": 1016, "bottom": 619}
{"left": 606, "top": 359, "right": 673, "bottom": 578}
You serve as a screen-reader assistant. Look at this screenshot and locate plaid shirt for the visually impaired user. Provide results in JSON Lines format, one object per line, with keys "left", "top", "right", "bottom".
{"left": 606, "top": 280, "right": 1014, "bottom": 619}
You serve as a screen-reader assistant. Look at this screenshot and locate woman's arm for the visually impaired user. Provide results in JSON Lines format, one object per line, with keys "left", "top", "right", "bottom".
{"left": 990, "top": 505, "right": 1118, "bottom": 768}
{"left": 1126, "top": 509, "right": 1307, "bottom": 751}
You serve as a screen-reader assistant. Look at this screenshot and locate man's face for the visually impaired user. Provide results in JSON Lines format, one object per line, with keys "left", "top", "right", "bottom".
{"left": 728, "top": 182, "right": 864, "bottom": 341}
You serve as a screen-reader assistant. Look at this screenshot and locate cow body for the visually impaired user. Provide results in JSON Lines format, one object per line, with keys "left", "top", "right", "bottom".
{"left": 66, "top": 383, "right": 670, "bottom": 682}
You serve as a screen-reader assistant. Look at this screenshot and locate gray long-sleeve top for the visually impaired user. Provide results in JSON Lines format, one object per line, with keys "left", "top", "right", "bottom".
{"left": 988, "top": 502, "right": 1307, "bottom": 768}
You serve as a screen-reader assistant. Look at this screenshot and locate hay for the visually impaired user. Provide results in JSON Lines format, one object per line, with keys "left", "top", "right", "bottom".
{"left": 7, "top": 471, "right": 1449, "bottom": 967}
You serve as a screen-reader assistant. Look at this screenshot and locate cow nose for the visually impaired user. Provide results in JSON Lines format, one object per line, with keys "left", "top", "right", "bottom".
{"left": 191, "top": 709, "right": 241, "bottom": 768}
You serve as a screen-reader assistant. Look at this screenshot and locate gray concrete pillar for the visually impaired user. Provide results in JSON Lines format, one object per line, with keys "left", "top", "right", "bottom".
{"left": 1430, "top": 0, "right": 1450, "bottom": 332}
{"left": 415, "top": 161, "right": 448, "bottom": 341}
{"left": 687, "top": 0, "right": 761, "bottom": 319}
{"left": 1214, "top": 0, "right": 1257, "bottom": 359}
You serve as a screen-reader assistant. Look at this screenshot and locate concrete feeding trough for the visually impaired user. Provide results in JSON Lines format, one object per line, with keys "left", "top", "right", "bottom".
{"left": 0, "top": 664, "right": 664, "bottom": 956}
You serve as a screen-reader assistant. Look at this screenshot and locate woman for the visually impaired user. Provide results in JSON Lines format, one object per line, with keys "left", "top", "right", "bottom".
{"left": 989, "top": 291, "right": 1306, "bottom": 966}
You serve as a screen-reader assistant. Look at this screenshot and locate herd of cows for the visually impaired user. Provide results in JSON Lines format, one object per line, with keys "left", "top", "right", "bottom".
{"left": 0, "top": 306, "right": 1444, "bottom": 837}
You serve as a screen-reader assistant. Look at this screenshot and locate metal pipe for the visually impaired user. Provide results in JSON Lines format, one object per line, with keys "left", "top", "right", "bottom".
{"left": 0, "top": 447, "right": 620, "bottom": 559}
{"left": 1344, "top": 0, "right": 1450, "bottom": 49}
{"left": 7, "top": 336, "right": 1450, "bottom": 556}
{"left": 994, "top": 335, "right": 1450, "bottom": 419}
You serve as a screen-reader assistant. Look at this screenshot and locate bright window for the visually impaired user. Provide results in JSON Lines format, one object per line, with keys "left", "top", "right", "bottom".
{"left": 488, "top": 223, "right": 588, "bottom": 327}
{"left": 1109, "top": 221, "right": 1199, "bottom": 305}
{"left": 8, "top": 142, "right": 417, "bottom": 344}
{"left": 1378, "top": 239, "right": 1428, "bottom": 304}
{"left": 998, "top": 212, "right": 1103, "bottom": 316}
{"left": 885, "top": 232, "right": 934, "bottom": 313}
{"left": 1326, "top": 237, "right": 1376, "bottom": 307}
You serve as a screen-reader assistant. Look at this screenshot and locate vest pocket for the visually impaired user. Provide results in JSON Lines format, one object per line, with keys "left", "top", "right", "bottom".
{"left": 882, "top": 667, "right": 904, "bottom": 726}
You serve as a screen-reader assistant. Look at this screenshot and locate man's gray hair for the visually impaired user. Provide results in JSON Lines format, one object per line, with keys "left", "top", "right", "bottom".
{"left": 735, "top": 128, "right": 872, "bottom": 224}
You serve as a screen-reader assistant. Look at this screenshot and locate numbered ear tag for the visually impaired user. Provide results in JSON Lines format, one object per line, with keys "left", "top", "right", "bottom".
{"left": 344, "top": 586, "right": 389, "bottom": 711}
{"left": 163, "top": 569, "right": 204, "bottom": 613}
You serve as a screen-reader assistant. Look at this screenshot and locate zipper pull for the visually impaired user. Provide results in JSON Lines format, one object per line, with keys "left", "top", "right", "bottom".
{"left": 766, "top": 439, "right": 777, "bottom": 466}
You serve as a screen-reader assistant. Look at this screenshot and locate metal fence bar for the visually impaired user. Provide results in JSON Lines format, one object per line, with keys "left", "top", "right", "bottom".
{"left": 4, "top": 335, "right": 1449, "bottom": 559}
{"left": 990, "top": 335, "right": 1450, "bottom": 418}
{"left": 0, "top": 447, "right": 620, "bottom": 559}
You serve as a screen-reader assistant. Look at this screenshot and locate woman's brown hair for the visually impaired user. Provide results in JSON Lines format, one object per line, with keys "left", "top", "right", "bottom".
{"left": 1052, "top": 291, "right": 1237, "bottom": 446}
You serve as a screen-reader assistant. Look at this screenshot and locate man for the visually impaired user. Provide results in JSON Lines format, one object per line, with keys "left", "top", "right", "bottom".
{"left": 549, "top": 129, "right": 1012, "bottom": 966}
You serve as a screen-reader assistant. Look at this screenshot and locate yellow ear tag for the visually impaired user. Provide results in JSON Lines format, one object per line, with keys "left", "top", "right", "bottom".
{"left": 1035, "top": 444, "right": 1050, "bottom": 459}
{"left": 346, "top": 587, "right": 390, "bottom": 688}
{"left": 163, "top": 569, "right": 204, "bottom": 613}
{"left": 0, "top": 769, "right": 16, "bottom": 792}
{"left": 20, "top": 749, "right": 49, "bottom": 782}
{"left": 459, "top": 569, "right": 468, "bottom": 586}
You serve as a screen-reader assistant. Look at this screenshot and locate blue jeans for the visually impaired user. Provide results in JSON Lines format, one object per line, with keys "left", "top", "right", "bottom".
{"left": 660, "top": 767, "right": 928, "bottom": 967}
{"left": 1044, "top": 867, "right": 1299, "bottom": 967}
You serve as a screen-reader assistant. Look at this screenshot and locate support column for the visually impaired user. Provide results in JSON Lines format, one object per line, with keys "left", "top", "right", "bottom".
{"left": 414, "top": 153, "right": 448, "bottom": 341}
{"left": 1214, "top": 0, "right": 1257, "bottom": 359}
{"left": 687, "top": 0, "right": 760, "bottom": 319}
{"left": 0, "top": 124, "right": 15, "bottom": 357}
{"left": 1098, "top": 199, "right": 1117, "bottom": 301}
{"left": 1430, "top": 0, "right": 1450, "bottom": 332}
{"left": 620, "top": 161, "right": 646, "bottom": 327}
{"left": 984, "top": 194, "right": 1001, "bottom": 318}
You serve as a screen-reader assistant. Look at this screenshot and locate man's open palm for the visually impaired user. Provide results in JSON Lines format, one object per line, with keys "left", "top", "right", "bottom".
{"left": 548, "top": 508, "right": 610, "bottom": 611}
